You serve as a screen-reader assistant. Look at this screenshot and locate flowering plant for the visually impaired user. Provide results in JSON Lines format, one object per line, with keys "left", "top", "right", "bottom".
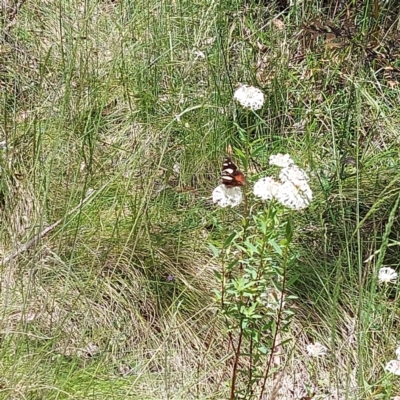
{"left": 210, "top": 84, "right": 313, "bottom": 398}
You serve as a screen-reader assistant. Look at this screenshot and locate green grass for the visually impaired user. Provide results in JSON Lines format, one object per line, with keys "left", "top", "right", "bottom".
{"left": 1, "top": 0, "right": 400, "bottom": 398}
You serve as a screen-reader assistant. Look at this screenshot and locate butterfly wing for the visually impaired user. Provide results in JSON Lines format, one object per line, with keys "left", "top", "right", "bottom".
{"left": 221, "top": 158, "right": 245, "bottom": 187}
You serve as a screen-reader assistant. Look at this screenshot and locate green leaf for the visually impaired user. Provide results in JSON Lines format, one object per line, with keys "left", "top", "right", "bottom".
{"left": 268, "top": 239, "right": 282, "bottom": 256}
{"left": 258, "top": 345, "right": 268, "bottom": 355}
{"left": 224, "top": 232, "right": 237, "bottom": 247}
{"left": 227, "top": 259, "right": 240, "bottom": 271}
{"left": 247, "top": 268, "right": 257, "bottom": 280}
{"left": 209, "top": 243, "right": 220, "bottom": 257}
{"left": 261, "top": 320, "right": 273, "bottom": 331}
{"left": 213, "top": 270, "right": 221, "bottom": 280}
{"left": 259, "top": 218, "right": 268, "bottom": 235}
{"left": 244, "top": 238, "right": 259, "bottom": 256}
{"left": 285, "top": 219, "right": 293, "bottom": 242}
{"left": 234, "top": 147, "right": 246, "bottom": 160}
{"left": 287, "top": 274, "right": 299, "bottom": 286}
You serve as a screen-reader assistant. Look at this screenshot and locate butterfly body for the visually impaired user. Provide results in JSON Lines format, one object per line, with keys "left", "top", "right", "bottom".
{"left": 221, "top": 158, "right": 245, "bottom": 188}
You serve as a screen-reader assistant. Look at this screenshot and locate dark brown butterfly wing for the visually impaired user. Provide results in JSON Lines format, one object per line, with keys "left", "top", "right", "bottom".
{"left": 221, "top": 157, "right": 245, "bottom": 188}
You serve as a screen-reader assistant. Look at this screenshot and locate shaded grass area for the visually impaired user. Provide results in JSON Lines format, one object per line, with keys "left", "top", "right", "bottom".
{"left": 0, "top": 344, "right": 143, "bottom": 399}
{"left": 1, "top": 0, "right": 400, "bottom": 398}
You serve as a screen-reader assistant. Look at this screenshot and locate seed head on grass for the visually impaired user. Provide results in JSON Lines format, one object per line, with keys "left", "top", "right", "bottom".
{"left": 233, "top": 84, "right": 265, "bottom": 110}
{"left": 378, "top": 267, "right": 398, "bottom": 284}
{"left": 212, "top": 185, "right": 243, "bottom": 208}
{"left": 306, "top": 342, "right": 328, "bottom": 357}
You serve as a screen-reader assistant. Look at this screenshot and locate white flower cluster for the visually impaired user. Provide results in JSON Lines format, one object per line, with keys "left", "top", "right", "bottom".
{"left": 212, "top": 185, "right": 243, "bottom": 208}
{"left": 254, "top": 154, "right": 312, "bottom": 210}
{"left": 269, "top": 153, "right": 294, "bottom": 168}
{"left": 254, "top": 177, "right": 280, "bottom": 201}
{"left": 212, "top": 153, "right": 312, "bottom": 210}
{"left": 378, "top": 267, "right": 398, "bottom": 284}
{"left": 385, "top": 345, "right": 400, "bottom": 376}
{"left": 233, "top": 85, "right": 265, "bottom": 111}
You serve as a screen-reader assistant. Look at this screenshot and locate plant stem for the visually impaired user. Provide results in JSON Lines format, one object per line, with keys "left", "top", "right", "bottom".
{"left": 259, "top": 248, "right": 288, "bottom": 399}
{"left": 230, "top": 324, "right": 244, "bottom": 400}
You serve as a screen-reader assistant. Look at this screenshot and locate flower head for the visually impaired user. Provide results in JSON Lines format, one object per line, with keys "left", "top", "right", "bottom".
{"left": 279, "top": 165, "right": 311, "bottom": 193}
{"left": 275, "top": 181, "right": 312, "bottom": 210}
{"left": 269, "top": 153, "right": 294, "bottom": 168}
{"left": 306, "top": 342, "right": 328, "bottom": 357}
{"left": 385, "top": 360, "right": 400, "bottom": 375}
{"left": 253, "top": 177, "right": 281, "bottom": 201}
{"left": 212, "top": 184, "right": 243, "bottom": 208}
{"left": 233, "top": 85, "right": 265, "bottom": 111}
{"left": 378, "top": 267, "right": 398, "bottom": 284}
{"left": 254, "top": 153, "right": 312, "bottom": 210}
{"left": 278, "top": 165, "right": 313, "bottom": 207}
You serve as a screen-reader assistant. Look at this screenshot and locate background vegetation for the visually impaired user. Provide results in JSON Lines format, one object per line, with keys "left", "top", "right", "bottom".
{"left": 1, "top": 0, "right": 400, "bottom": 398}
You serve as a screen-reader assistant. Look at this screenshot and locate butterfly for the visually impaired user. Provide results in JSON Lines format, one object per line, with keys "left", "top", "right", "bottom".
{"left": 221, "top": 157, "right": 245, "bottom": 188}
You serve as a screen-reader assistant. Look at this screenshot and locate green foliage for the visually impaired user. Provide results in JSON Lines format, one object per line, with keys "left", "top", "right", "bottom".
{"left": 0, "top": 0, "right": 400, "bottom": 398}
